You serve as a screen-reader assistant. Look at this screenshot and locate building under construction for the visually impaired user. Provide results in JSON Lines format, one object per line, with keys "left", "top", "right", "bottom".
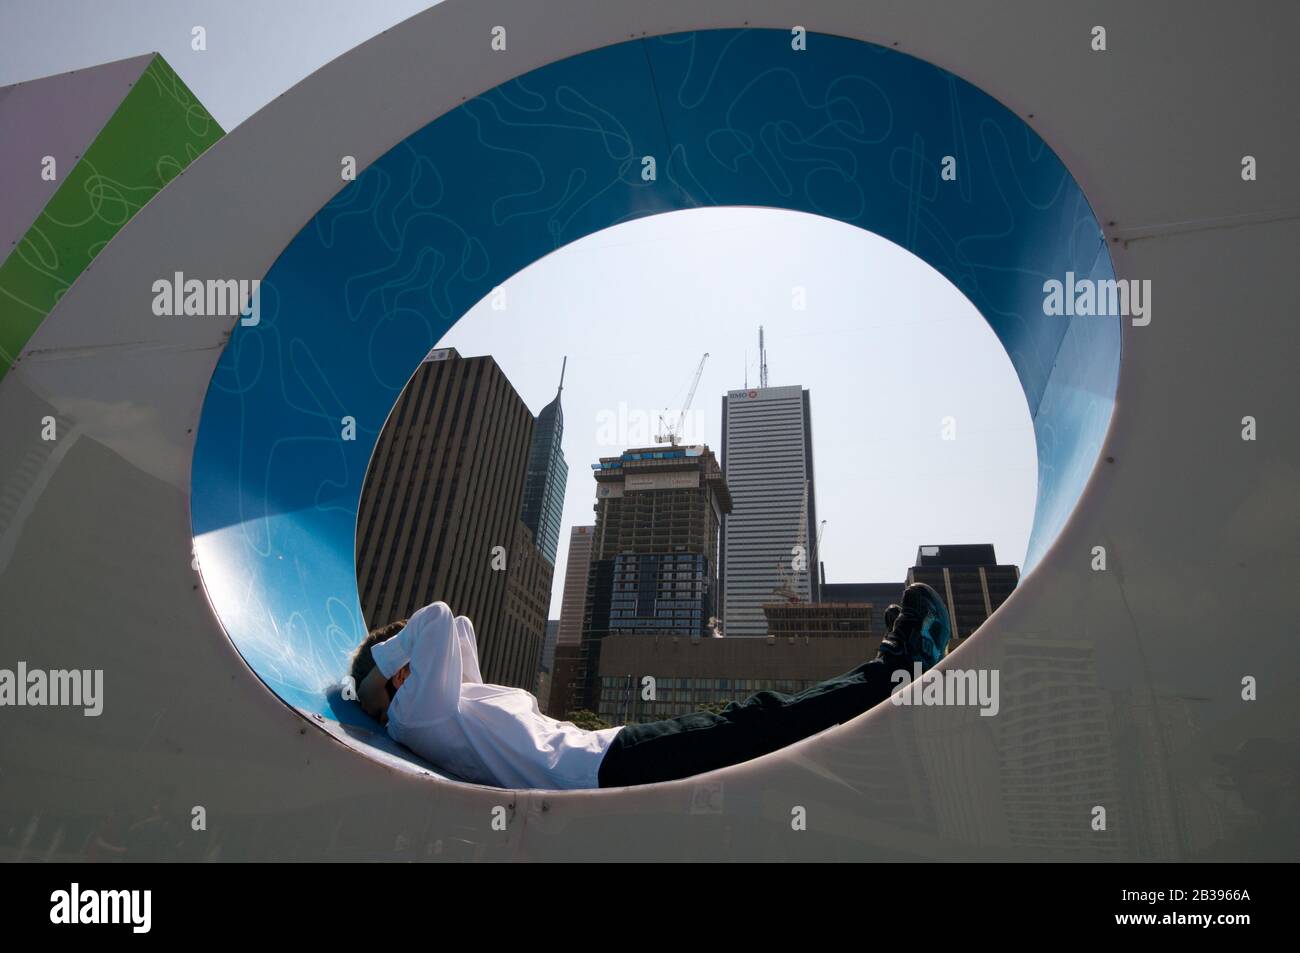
{"left": 572, "top": 445, "right": 732, "bottom": 711}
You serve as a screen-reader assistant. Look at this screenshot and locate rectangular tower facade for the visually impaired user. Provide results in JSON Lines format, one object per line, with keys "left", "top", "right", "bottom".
{"left": 355, "top": 347, "right": 549, "bottom": 689}
{"left": 499, "top": 520, "right": 555, "bottom": 688}
{"left": 575, "top": 445, "right": 732, "bottom": 709}
{"left": 556, "top": 525, "right": 594, "bottom": 647}
{"left": 541, "top": 620, "right": 560, "bottom": 674}
{"left": 720, "top": 385, "right": 819, "bottom": 637}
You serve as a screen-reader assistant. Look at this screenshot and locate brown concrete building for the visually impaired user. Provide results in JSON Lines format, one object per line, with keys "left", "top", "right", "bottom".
{"left": 545, "top": 524, "right": 594, "bottom": 715}
{"left": 761, "top": 601, "right": 877, "bottom": 638}
{"left": 556, "top": 525, "right": 593, "bottom": 647}
{"left": 355, "top": 347, "right": 553, "bottom": 689}
{"left": 497, "top": 520, "right": 554, "bottom": 688}
{"left": 548, "top": 643, "right": 583, "bottom": 718}
{"left": 595, "top": 631, "right": 883, "bottom": 724}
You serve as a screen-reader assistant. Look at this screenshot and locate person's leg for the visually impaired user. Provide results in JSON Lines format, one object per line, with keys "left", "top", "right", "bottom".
{"left": 597, "top": 652, "right": 903, "bottom": 788}
{"left": 596, "top": 582, "right": 951, "bottom": 789}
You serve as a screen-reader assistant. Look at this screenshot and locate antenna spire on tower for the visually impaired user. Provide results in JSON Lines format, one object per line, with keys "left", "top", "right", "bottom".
{"left": 759, "top": 326, "right": 769, "bottom": 388}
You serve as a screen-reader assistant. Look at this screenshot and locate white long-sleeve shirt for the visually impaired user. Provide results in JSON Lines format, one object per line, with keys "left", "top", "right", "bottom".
{"left": 370, "top": 601, "right": 623, "bottom": 790}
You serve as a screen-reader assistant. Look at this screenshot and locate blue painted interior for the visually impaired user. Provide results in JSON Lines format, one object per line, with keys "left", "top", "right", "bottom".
{"left": 191, "top": 29, "right": 1119, "bottom": 728}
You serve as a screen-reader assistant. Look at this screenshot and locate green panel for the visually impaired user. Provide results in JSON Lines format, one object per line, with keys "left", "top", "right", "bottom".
{"left": 0, "top": 55, "right": 224, "bottom": 379}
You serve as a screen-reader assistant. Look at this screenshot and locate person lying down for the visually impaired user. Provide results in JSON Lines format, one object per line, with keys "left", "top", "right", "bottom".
{"left": 350, "top": 585, "right": 951, "bottom": 790}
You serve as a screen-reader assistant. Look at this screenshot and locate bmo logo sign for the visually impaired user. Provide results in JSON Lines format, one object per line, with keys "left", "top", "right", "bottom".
{"left": 728, "top": 389, "right": 759, "bottom": 400}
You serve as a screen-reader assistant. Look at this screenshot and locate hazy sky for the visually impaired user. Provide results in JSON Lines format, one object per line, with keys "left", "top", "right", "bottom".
{"left": 3, "top": 2, "right": 1037, "bottom": 618}
{"left": 0, "top": 1, "right": 438, "bottom": 129}
{"left": 439, "top": 207, "right": 1037, "bottom": 617}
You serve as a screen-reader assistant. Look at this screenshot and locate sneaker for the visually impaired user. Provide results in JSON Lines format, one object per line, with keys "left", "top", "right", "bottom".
{"left": 880, "top": 583, "right": 951, "bottom": 671}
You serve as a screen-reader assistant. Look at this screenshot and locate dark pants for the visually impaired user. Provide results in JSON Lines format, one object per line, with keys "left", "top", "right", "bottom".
{"left": 596, "top": 648, "right": 907, "bottom": 788}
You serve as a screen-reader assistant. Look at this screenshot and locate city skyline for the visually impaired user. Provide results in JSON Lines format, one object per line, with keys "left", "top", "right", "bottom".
{"left": 436, "top": 207, "right": 1038, "bottom": 619}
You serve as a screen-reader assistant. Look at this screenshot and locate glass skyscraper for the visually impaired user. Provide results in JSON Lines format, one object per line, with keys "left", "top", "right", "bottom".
{"left": 520, "top": 358, "right": 569, "bottom": 566}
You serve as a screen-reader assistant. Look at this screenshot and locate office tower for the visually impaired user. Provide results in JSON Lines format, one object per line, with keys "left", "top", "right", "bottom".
{"left": 500, "top": 519, "right": 555, "bottom": 688}
{"left": 520, "top": 358, "right": 569, "bottom": 566}
{"left": 354, "top": 347, "right": 551, "bottom": 689}
{"left": 556, "top": 525, "right": 594, "bottom": 646}
{"left": 547, "top": 524, "right": 594, "bottom": 717}
{"left": 575, "top": 444, "right": 732, "bottom": 709}
{"left": 719, "top": 384, "right": 819, "bottom": 636}
{"left": 541, "top": 619, "right": 560, "bottom": 674}
{"left": 905, "top": 544, "right": 1020, "bottom": 644}
{"left": 534, "top": 619, "right": 560, "bottom": 714}
{"left": 547, "top": 644, "right": 583, "bottom": 719}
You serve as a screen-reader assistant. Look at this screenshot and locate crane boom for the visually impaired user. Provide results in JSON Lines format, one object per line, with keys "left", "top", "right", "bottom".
{"left": 678, "top": 352, "right": 709, "bottom": 437}
{"left": 657, "top": 352, "right": 709, "bottom": 445}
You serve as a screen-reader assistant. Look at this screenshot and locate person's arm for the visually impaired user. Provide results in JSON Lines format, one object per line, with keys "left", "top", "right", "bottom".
{"left": 454, "top": 615, "right": 483, "bottom": 684}
{"left": 371, "top": 601, "right": 462, "bottom": 720}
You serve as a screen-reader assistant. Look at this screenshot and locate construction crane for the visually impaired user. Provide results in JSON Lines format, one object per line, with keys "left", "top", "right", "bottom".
{"left": 656, "top": 352, "right": 709, "bottom": 446}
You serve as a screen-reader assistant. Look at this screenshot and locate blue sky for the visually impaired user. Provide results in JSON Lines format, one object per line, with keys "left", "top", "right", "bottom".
{"left": 0, "top": 1, "right": 437, "bottom": 129}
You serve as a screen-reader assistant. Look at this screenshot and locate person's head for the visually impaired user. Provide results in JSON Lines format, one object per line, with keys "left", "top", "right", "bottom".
{"left": 351, "top": 619, "right": 406, "bottom": 724}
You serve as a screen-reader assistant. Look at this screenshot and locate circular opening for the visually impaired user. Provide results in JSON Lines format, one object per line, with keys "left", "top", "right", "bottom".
{"left": 191, "top": 28, "right": 1119, "bottom": 788}
{"left": 351, "top": 206, "right": 1036, "bottom": 765}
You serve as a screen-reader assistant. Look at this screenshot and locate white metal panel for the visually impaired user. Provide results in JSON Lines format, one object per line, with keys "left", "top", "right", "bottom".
{"left": 1, "top": 0, "right": 1296, "bottom": 860}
